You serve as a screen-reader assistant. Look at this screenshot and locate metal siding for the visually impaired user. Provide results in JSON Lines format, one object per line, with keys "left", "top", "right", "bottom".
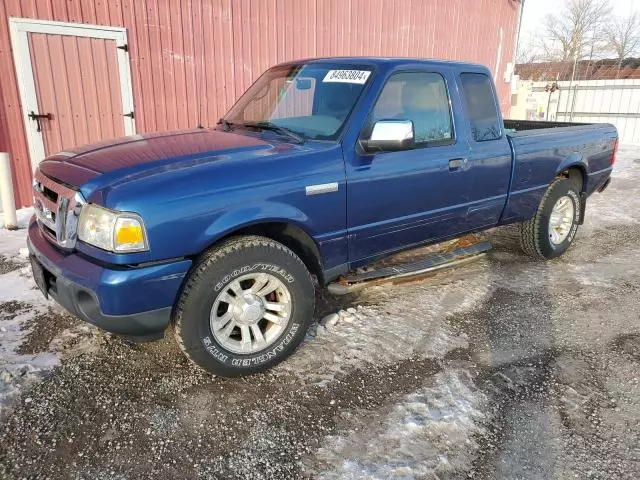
{"left": 1, "top": 0, "right": 521, "bottom": 208}
{"left": 0, "top": 0, "right": 32, "bottom": 208}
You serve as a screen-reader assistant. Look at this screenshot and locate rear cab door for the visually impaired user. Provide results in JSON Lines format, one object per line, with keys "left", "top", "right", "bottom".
{"left": 455, "top": 69, "right": 513, "bottom": 229}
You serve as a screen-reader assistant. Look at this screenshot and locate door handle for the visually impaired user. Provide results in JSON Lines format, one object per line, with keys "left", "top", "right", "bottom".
{"left": 28, "top": 111, "right": 52, "bottom": 132}
{"left": 448, "top": 158, "right": 467, "bottom": 171}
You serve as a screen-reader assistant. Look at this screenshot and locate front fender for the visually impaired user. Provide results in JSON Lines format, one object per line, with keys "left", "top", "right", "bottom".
{"left": 197, "top": 201, "right": 313, "bottom": 250}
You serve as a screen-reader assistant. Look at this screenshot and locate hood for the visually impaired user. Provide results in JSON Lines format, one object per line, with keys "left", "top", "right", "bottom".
{"left": 38, "top": 128, "right": 292, "bottom": 189}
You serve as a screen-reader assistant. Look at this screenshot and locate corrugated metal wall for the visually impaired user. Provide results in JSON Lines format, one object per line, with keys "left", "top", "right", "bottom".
{"left": 0, "top": 0, "right": 521, "bottom": 208}
{"left": 510, "top": 79, "right": 640, "bottom": 143}
{"left": 557, "top": 80, "right": 640, "bottom": 143}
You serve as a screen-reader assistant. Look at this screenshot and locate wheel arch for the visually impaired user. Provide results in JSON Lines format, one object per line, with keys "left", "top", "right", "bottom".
{"left": 556, "top": 154, "right": 587, "bottom": 192}
{"left": 199, "top": 218, "right": 324, "bottom": 284}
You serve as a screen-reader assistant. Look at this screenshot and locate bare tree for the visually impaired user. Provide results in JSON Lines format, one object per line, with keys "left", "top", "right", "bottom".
{"left": 604, "top": 12, "right": 640, "bottom": 68}
{"left": 540, "top": 0, "right": 612, "bottom": 61}
{"left": 516, "top": 33, "right": 542, "bottom": 64}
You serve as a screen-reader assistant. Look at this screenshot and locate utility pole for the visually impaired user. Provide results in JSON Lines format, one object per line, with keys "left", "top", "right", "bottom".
{"left": 562, "top": 53, "right": 579, "bottom": 122}
{"left": 545, "top": 81, "right": 559, "bottom": 122}
{"left": 568, "top": 53, "right": 579, "bottom": 121}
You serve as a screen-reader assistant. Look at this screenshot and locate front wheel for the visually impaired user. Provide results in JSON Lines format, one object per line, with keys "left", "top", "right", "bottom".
{"left": 173, "top": 235, "right": 315, "bottom": 377}
{"left": 519, "top": 177, "right": 581, "bottom": 260}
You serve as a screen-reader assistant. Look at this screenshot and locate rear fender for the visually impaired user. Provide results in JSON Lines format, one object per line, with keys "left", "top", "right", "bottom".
{"left": 556, "top": 154, "right": 588, "bottom": 223}
{"left": 555, "top": 153, "right": 587, "bottom": 189}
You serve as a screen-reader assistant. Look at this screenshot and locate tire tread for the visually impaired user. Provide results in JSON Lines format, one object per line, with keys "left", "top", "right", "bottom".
{"left": 518, "top": 177, "right": 564, "bottom": 259}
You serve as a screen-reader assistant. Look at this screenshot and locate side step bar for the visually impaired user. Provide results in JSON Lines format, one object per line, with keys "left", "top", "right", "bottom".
{"left": 327, "top": 241, "right": 492, "bottom": 295}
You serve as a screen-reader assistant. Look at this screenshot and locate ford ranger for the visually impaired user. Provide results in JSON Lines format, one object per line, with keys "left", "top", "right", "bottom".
{"left": 27, "top": 58, "right": 617, "bottom": 377}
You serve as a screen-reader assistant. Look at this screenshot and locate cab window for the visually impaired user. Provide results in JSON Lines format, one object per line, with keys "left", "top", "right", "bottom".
{"left": 372, "top": 72, "right": 453, "bottom": 145}
{"left": 460, "top": 72, "right": 502, "bottom": 141}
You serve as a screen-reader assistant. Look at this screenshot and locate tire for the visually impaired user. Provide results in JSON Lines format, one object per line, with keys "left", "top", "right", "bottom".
{"left": 173, "top": 235, "right": 315, "bottom": 377}
{"left": 519, "top": 176, "right": 582, "bottom": 260}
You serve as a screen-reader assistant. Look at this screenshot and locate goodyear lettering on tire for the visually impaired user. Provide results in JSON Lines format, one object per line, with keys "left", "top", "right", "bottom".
{"left": 214, "top": 263, "right": 294, "bottom": 292}
{"left": 201, "top": 323, "right": 299, "bottom": 365}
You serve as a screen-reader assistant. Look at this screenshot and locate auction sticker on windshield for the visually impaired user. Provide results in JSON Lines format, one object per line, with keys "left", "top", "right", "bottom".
{"left": 323, "top": 70, "right": 371, "bottom": 84}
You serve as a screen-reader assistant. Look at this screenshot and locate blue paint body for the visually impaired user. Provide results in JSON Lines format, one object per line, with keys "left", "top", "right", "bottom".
{"left": 29, "top": 58, "right": 617, "bottom": 322}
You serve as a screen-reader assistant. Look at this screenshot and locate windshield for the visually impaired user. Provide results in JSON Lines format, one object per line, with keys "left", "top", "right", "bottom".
{"left": 222, "top": 63, "right": 373, "bottom": 140}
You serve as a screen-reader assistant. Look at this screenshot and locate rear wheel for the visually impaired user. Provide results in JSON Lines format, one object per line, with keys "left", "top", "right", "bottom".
{"left": 173, "top": 235, "right": 315, "bottom": 377}
{"left": 519, "top": 176, "right": 581, "bottom": 259}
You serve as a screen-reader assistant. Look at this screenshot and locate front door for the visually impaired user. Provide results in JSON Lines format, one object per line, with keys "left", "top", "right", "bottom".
{"left": 346, "top": 70, "right": 473, "bottom": 263}
{"left": 10, "top": 19, "right": 135, "bottom": 167}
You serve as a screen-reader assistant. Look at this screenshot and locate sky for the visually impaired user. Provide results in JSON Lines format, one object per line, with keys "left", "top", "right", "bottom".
{"left": 520, "top": 0, "right": 638, "bottom": 39}
{"left": 520, "top": 0, "right": 640, "bottom": 58}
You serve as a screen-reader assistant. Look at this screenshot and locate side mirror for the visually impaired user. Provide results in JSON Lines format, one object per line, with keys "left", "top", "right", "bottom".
{"left": 361, "top": 120, "right": 415, "bottom": 153}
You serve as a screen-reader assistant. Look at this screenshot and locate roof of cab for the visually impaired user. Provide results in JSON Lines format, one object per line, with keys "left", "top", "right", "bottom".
{"left": 274, "top": 56, "right": 489, "bottom": 71}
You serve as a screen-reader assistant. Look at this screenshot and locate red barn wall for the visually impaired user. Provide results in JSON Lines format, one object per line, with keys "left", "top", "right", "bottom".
{"left": 0, "top": 0, "right": 521, "bottom": 208}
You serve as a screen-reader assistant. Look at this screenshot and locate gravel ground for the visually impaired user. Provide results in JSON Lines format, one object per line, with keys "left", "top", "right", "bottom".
{"left": 0, "top": 146, "right": 639, "bottom": 479}
{"left": 0, "top": 255, "right": 22, "bottom": 275}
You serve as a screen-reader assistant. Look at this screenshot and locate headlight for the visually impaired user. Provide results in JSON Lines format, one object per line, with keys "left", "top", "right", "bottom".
{"left": 77, "top": 204, "right": 148, "bottom": 253}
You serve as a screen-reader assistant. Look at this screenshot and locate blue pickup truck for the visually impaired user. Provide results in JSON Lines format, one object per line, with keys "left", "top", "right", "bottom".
{"left": 28, "top": 57, "right": 617, "bottom": 376}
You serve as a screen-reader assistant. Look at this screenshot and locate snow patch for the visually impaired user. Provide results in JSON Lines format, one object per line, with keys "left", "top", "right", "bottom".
{"left": 0, "top": 207, "right": 33, "bottom": 258}
{"left": 314, "top": 369, "right": 488, "bottom": 479}
{"left": 587, "top": 149, "right": 640, "bottom": 227}
{"left": 0, "top": 221, "right": 62, "bottom": 411}
{"left": 276, "top": 272, "right": 491, "bottom": 386}
{"left": 0, "top": 206, "right": 33, "bottom": 231}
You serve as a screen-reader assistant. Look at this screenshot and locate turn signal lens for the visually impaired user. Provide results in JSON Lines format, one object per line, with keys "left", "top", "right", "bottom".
{"left": 114, "top": 218, "right": 146, "bottom": 252}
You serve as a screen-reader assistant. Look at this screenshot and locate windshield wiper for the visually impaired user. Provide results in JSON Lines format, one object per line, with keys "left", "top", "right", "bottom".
{"left": 217, "top": 118, "right": 233, "bottom": 132}
{"left": 242, "top": 121, "right": 305, "bottom": 144}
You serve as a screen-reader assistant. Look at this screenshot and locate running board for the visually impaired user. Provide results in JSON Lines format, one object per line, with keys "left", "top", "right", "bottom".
{"left": 327, "top": 241, "right": 492, "bottom": 295}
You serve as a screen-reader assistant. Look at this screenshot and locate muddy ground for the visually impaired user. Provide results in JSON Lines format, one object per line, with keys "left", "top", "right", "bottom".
{"left": 0, "top": 146, "right": 639, "bottom": 479}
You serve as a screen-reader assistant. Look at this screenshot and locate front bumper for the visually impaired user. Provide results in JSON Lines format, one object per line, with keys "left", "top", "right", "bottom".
{"left": 27, "top": 218, "right": 192, "bottom": 341}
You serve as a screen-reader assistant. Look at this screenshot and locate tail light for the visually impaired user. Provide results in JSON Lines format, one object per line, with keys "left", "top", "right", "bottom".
{"left": 610, "top": 138, "right": 619, "bottom": 166}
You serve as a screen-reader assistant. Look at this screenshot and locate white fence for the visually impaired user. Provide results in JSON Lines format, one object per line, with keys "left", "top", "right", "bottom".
{"left": 556, "top": 79, "right": 640, "bottom": 143}
{"left": 513, "top": 79, "right": 640, "bottom": 143}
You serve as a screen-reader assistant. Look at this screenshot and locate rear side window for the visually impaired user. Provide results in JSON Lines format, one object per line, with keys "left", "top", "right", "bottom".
{"left": 372, "top": 72, "right": 453, "bottom": 145}
{"left": 460, "top": 73, "right": 501, "bottom": 142}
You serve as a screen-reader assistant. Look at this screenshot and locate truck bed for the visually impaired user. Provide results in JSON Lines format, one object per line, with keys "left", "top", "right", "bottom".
{"left": 504, "top": 119, "right": 588, "bottom": 133}
{"left": 498, "top": 119, "right": 617, "bottom": 226}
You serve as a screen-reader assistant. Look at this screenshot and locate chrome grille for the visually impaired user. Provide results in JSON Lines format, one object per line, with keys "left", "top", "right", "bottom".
{"left": 33, "top": 170, "right": 84, "bottom": 249}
